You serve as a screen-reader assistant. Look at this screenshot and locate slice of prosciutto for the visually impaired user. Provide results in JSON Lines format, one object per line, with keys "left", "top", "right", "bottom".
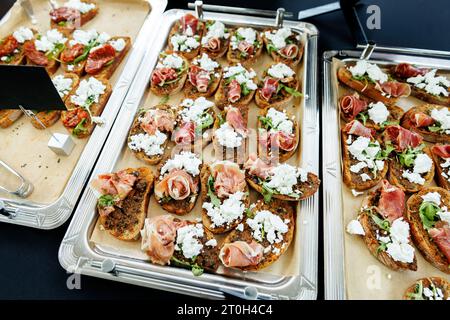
{"left": 180, "top": 14, "right": 199, "bottom": 34}
{"left": 172, "top": 121, "right": 195, "bottom": 145}
{"left": 260, "top": 77, "right": 279, "bottom": 101}
{"left": 244, "top": 153, "right": 273, "bottom": 180}
{"left": 220, "top": 241, "right": 264, "bottom": 268}
{"left": 85, "top": 44, "right": 116, "bottom": 75}
{"left": 227, "top": 79, "right": 241, "bottom": 103}
{"left": 155, "top": 169, "right": 196, "bottom": 200}
{"left": 226, "top": 106, "right": 248, "bottom": 137}
{"left": 0, "top": 35, "right": 18, "bottom": 57}
{"left": 188, "top": 65, "right": 210, "bottom": 93}
{"left": 385, "top": 125, "right": 423, "bottom": 152}
{"left": 432, "top": 144, "right": 450, "bottom": 158}
{"left": 151, "top": 67, "right": 178, "bottom": 86}
{"left": 91, "top": 170, "right": 137, "bottom": 200}
{"left": 206, "top": 37, "right": 221, "bottom": 52}
{"left": 339, "top": 94, "right": 368, "bottom": 120}
{"left": 61, "top": 43, "right": 84, "bottom": 63}
{"left": 410, "top": 112, "right": 435, "bottom": 128}
{"left": 50, "top": 7, "right": 81, "bottom": 23}
{"left": 377, "top": 180, "right": 405, "bottom": 223}
{"left": 140, "top": 109, "right": 175, "bottom": 135}
{"left": 429, "top": 223, "right": 450, "bottom": 262}
{"left": 259, "top": 129, "right": 296, "bottom": 153}
{"left": 343, "top": 120, "right": 374, "bottom": 138}
{"left": 211, "top": 161, "right": 246, "bottom": 198}
{"left": 380, "top": 81, "right": 411, "bottom": 98}
{"left": 394, "top": 63, "right": 428, "bottom": 79}
{"left": 23, "top": 41, "right": 48, "bottom": 66}
{"left": 237, "top": 41, "right": 254, "bottom": 55}
{"left": 279, "top": 44, "right": 299, "bottom": 59}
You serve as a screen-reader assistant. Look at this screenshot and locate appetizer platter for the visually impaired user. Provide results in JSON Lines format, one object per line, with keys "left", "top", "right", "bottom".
{"left": 59, "top": 7, "right": 320, "bottom": 300}
{"left": 323, "top": 48, "right": 450, "bottom": 299}
{"left": 0, "top": 0, "right": 167, "bottom": 228}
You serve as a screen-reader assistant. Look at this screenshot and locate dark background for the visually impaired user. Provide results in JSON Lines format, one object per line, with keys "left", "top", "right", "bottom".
{"left": 0, "top": 0, "right": 449, "bottom": 300}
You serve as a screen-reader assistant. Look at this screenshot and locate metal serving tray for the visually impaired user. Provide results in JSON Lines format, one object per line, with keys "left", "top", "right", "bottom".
{"left": 59, "top": 8, "right": 320, "bottom": 299}
{"left": 0, "top": 0, "right": 167, "bottom": 229}
{"left": 322, "top": 48, "right": 450, "bottom": 300}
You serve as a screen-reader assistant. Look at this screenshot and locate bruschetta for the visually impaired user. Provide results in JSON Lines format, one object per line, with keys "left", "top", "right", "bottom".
{"left": 226, "top": 27, "right": 263, "bottom": 66}
{"left": 341, "top": 120, "right": 389, "bottom": 190}
{"left": 214, "top": 63, "right": 257, "bottom": 110}
{"left": 91, "top": 167, "right": 154, "bottom": 241}
{"left": 212, "top": 106, "right": 249, "bottom": 164}
{"left": 262, "top": 27, "right": 303, "bottom": 68}
{"left": 244, "top": 153, "right": 320, "bottom": 202}
{"left": 150, "top": 52, "right": 189, "bottom": 96}
{"left": 254, "top": 62, "right": 302, "bottom": 109}
{"left": 338, "top": 60, "right": 411, "bottom": 106}
{"left": 219, "top": 199, "right": 294, "bottom": 271}
{"left": 401, "top": 104, "right": 450, "bottom": 143}
{"left": 392, "top": 63, "right": 450, "bottom": 107}
{"left": 0, "top": 110, "right": 23, "bottom": 129}
{"left": 61, "top": 76, "right": 112, "bottom": 138}
{"left": 382, "top": 125, "right": 434, "bottom": 193}
{"left": 200, "top": 20, "right": 230, "bottom": 59}
{"left": 403, "top": 277, "right": 449, "bottom": 300}
{"left": 127, "top": 104, "right": 176, "bottom": 165}
{"left": 431, "top": 144, "right": 450, "bottom": 189}
{"left": 0, "top": 27, "right": 35, "bottom": 65}
{"left": 184, "top": 53, "right": 222, "bottom": 98}
{"left": 201, "top": 161, "right": 250, "bottom": 234}
{"left": 346, "top": 180, "right": 417, "bottom": 271}
{"left": 167, "top": 14, "right": 204, "bottom": 60}
{"left": 50, "top": 0, "right": 99, "bottom": 36}
{"left": 339, "top": 92, "right": 404, "bottom": 131}
{"left": 405, "top": 187, "right": 450, "bottom": 274}
{"left": 154, "top": 151, "right": 202, "bottom": 215}
{"left": 257, "top": 107, "right": 299, "bottom": 162}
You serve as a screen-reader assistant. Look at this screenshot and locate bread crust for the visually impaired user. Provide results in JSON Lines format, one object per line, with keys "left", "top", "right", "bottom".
{"left": 50, "top": 0, "right": 99, "bottom": 36}
{"left": 262, "top": 28, "right": 303, "bottom": 68}
{"left": 214, "top": 74, "right": 257, "bottom": 110}
{"left": 167, "top": 20, "right": 205, "bottom": 60}
{"left": 0, "top": 110, "right": 23, "bottom": 128}
{"left": 403, "top": 277, "right": 450, "bottom": 300}
{"left": 150, "top": 54, "right": 189, "bottom": 96}
{"left": 431, "top": 143, "right": 450, "bottom": 189}
{"left": 183, "top": 58, "right": 222, "bottom": 98}
{"left": 0, "top": 29, "right": 38, "bottom": 66}
{"left": 254, "top": 77, "right": 299, "bottom": 109}
{"left": 226, "top": 29, "right": 263, "bottom": 67}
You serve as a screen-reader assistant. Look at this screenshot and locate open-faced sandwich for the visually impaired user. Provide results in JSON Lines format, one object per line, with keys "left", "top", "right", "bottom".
{"left": 382, "top": 125, "right": 434, "bottom": 193}
{"left": 141, "top": 216, "right": 219, "bottom": 275}
{"left": 91, "top": 167, "right": 154, "bottom": 240}
{"left": 262, "top": 27, "right": 303, "bottom": 68}
{"left": 431, "top": 144, "right": 450, "bottom": 189}
{"left": 219, "top": 198, "right": 294, "bottom": 271}
{"left": 0, "top": 110, "right": 23, "bottom": 129}
{"left": 61, "top": 76, "right": 112, "bottom": 138}
{"left": 50, "top": 0, "right": 98, "bottom": 36}
{"left": 213, "top": 105, "right": 249, "bottom": 164}
{"left": 23, "top": 29, "right": 67, "bottom": 74}
{"left": 392, "top": 63, "right": 450, "bottom": 107}
{"left": 403, "top": 277, "right": 449, "bottom": 300}
{"left": 167, "top": 13, "right": 204, "bottom": 60}
{"left": 128, "top": 104, "right": 176, "bottom": 165}
{"left": 257, "top": 107, "right": 299, "bottom": 162}
{"left": 341, "top": 120, "right": 389, "bottom": 191}
{"left": 339, "top": 92, "right": 404, "bottom": 131}
{"left": 150, "top": 52, "right": 189, "bottom": 96}
{"left": 227, "top": 27, "right": 263, "bottom": 66}
{"left": 338, "top": 60, "right": 411, "bottom": 106}
{"left": 346, "top": 180, "right": 417, "bottom": 271}
{"left": 401, "top": 104, "right": 450, "bottom": 143}
{"left": 200, "top": 20, "right": 230, "bottom": 59}
{"left": 172, "top": 97, "right": 215, "bottom": 148}
{"left": 406, "top": 187, "right": 450, "bottom": 274}
{"left": 201, "top": 161, "right": 250, "bottom": 234}
{"left": 0, "top": 27, "right": 35, "bottom": 65}
{"left": 184, "top": 53, "right": 222, "bottom": 98}
{"left": 214, "top": 63, "right": 257, "bottom": 109}
{"left": 154, "top": 151, "right": 202, "bottom": 215}
{"left": 31, "top": 73, "right": 80, "bottom": 130}
{"left": 244, "top": 153, "right": 320, "bottom": 202}
{"left": 255, "top": 62, "right": 301, "bottom": 109}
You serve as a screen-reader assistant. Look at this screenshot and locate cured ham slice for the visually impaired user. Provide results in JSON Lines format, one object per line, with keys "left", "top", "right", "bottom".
{"left": 0, "top": 35, "right": 18, "bottom": 57}
{"left": 85, "top": 44, "right": 116, "bottom": 75}
{"left": 188, "top": 65, "right": 210, "bottom": 92}
{"left": 140, "top": 109, "right": 175, "bottom": 135}
{"left": 23, "top": 41, "right": 48, "bottom": 66}
{"left": 339, "top": 94, "right": 368, "bottom": 120}
{"left": 172, "top": 121, "right": 195, "bottom": 145}
{"left": 227, "top": 79, "right": 241, "bottom": 103}
{"left": 260, "top": 77, "right": 278, "bottom": 101}
{"left": 50, "top": 7, "right": 80, "bottom": 23}
{"left": 385, "top": 125, "right": 423, "bottom": 152}
{"left": 259, "top": 130, "right": 295, "bottom": 152}
{"left": 279, "top": 44, "right": 298, "bottom": 59}
{"left": 61, "top": 43, "right": 84, "bottom": 63}
{"left": 380, "top": 81, "right": 411, "bottom": 98}
{"left": 207, "top": 37, "right": 221, "bottom": 52}
{"left": 432, "top": 144, "right": 450, "bottom": 158}
{"left": 377, "top": 180, "right": 405, "bottom": 223}
{"left": 155, "top": 169, "right": 196, "bottom": 200}
{"left": 211, "top": 162, "right": 246, "bottom": 198}
{"left": 220, "top": 241, "right": 264, "bottom": 267}
{"left": 429, "top": 223, "right": 450, "bottom": 262}
{"left": 151, "top": 68, "right": 178, "bottom": 86}
{"left": 411, "top": 112, "right": 435, "bottom": 128}
{"left": 394, "top": 63, "right": 428, "bottom": 78}
{"left": 237, "top": 41, "right": 254, "bottom": 55}
{"left": 91, "top": 170, "right": 137, "bottom": 200}
{"left": 180, "top": 14, "right": 198, "bottom": 34}
{"left": 244, "top": 153, "right": 273, "bottom": 180}
{"left": 343, "top": 120, "right": 374, "bottom": 138}
{"left": 226, "top": 106, "right": 248, "bottom": 137}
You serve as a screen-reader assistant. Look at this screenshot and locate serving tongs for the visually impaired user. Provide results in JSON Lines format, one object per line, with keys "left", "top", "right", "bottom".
{"left": 0, "top": 159, "right": 33, "bottom": 199}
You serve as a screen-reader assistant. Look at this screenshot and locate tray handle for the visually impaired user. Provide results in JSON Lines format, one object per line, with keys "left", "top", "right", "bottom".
{"left": 0, "top": 159, "right": 33, "bottom": 198}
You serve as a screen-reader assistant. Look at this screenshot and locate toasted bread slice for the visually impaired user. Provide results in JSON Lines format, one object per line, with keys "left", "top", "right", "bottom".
{"left": 31, "top": 110, "right": 61, "bottom": 129}
{"left": 255, "top": 77, "right": 299, "bottom": 109}
{"left": 98, "top": 167, "right": 153, "bottom": 241}
{"left": 25, "top": 53, "right": 59, "bottom": 75}
{"left": 50, "top": 0, "right": 99, "bottom": 36}
{"left": 406, "top": 187, "right": 450, "bottom": 274}
{"left": 401, "top": 105, "right": 450, "bottom": 143}
{"left": 220, "top": 199, "right": 295, "bottom": 271}
{"left": 150, "top": 54, "right": 189, "bottom": 96}
{"left": 214, "top": 75, "right": 257, "bottom": 110}
{"left": 262, "top": 28, "right": 303, "bottom": 68}
{"left": 431, "top": 144, "right": 450, "bottom": 189}
{"left": 167, "top": 22, "right": 205, "bottom": 60}
{"left": 184, "top": 61, "right": 222, "bottom": 98}
{"left": 226, "top": 29, "right": 263, "bottom": 67}
{"left": 403, "top": 277, "right": 450, "bottom": 300}
{"left": 0, "top": 110, "right": 23, "bottom": 128}
{"left": 200, "top": 22, "right": 231, "bottom": 59}
{"left": 0, "top": 30, "right": 38, "bottom": 66}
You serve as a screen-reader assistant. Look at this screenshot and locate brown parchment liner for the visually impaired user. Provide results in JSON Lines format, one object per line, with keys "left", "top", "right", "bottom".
{"left": 90, "top": 32, "right": 310, "bottom": 277}
{"left": 331, "top": 58, "right": 450, "bottom": 299}
{"left": 0, "top": 0, "right": 151, "bottom": 204}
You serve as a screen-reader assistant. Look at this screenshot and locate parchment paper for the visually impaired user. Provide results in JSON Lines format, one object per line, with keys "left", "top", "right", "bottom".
{"left": 90, "top": 33, "right": 310, "bottom": 277}
{"left": 0, "top": 0, "right": 150, "bottom": 204}
{"left": 331, "top": 58, "right": 450, "bottom": 299}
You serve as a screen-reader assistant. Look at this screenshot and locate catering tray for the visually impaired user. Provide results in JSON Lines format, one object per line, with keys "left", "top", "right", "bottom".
{"left": 59, "top": 8, "right": 320, "bottom": 299}
{"left": 0, "top": 0, "right": 167, "bottom": 229}
{"left": 322, "top": 48, "right": 450, "bottom": 300}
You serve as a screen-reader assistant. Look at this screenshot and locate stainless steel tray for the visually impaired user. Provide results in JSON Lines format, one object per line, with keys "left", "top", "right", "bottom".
{"left": 59, "top": 8, "right": 320, "bottom": 299}
{"left": 322, "top": 48, "right": 450, "bottom": 300}
{"left": 0, "top": 0, "right": 167, "bottom": 229}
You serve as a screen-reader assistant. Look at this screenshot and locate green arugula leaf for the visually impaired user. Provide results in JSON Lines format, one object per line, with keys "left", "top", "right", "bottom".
{"left": 371, "top": 214, "right": 390, "bottom": 232}
{"left": 428, "top": 125, "right": 443, "bottom": 133}
{"left": 377, "top": 242, "right": 388, "bottom": 254}
{"left": 356, "top": 112, "right": 368, "bottom": 126}
{"left": 217, "top": 113, "right": 225, "bottom": 126}
{"left": 258, "top": 115, "right": 273, "bottom": 130}
{"left": 261, "top": 182, "right": 275, "bottom": 203}
{"left": 159, "top": 95, "right": 169, "bottom": 104}
{"left": 419, "top": 201, "right": 440, "bottom": 230}
{"left": 199, "top": 112, "right": 214, "bottom": 130}
{"left": 407, "top": 281, "right": 424, "bottom": 300}
{"left": 98, "top": 194, "right": 116, "bottom": 208}
{"left": 241, "top": 82, "right": 251, "bottom": 96}
{"left": 397, "top": 146, "right": 424, "bottom": 168}
{"left": 207, "top": 176, "right": 222, "bottom": 207}
{"left": 191, "top": 264, "right": 204, "bottom": 276}
{"left": 376, "top": 143, "right": 395, "bottom": 161}
{"left": 279, "top": 84, "right": 302, "bottom": 97}
{"left": 266, "top": 42, "right": 277, "bottom": 54}
{"left": 72, "top": 118, "right": 88, "bottom": 137}
{"left": 58, "top": 21, "right": 67, "bottom": 26}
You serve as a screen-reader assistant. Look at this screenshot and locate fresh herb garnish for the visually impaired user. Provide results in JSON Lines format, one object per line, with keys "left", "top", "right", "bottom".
{"left": 356, "top": 112, "right": 369, "bottom": 125}
{"left": 419, "top": 201, "right": 440, "bottom": 230}
{"left": 407, "top": 281, "right": 424, "bottom": 300}
{"left": 73, "top": 118, "right": 88, "bottom": 136}
{"left": 279, "top": 83, "right": 302, "bottom": 97}
{"left": 159, "top": 95, "right": 169, "bottom": 104}
{"left": 207, "top": 175, "right": 221, "bottom": 207}
{"left": 258, "top": 115, "right": 274, "bottom": 130}
{"left": 397, "top": 145, "right": 424, "bottom": 168}
{"left": 266, "top": 43, "right": 277, "bottom": 54}
{"left": 371, "top": 214, "right": 390, "bottom": 232}
{"left": 98, "top": 194, "right": 116, "bottom": 208}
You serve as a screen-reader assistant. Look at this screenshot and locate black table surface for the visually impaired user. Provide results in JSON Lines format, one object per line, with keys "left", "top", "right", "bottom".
{"left": 0, "top": 0, "right": 449, "bottom": 300}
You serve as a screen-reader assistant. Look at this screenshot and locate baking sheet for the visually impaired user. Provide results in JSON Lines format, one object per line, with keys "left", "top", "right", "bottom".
{"left": 89, "top": 31, "right": 309, "bottom": 277}
{"left": 332, "top": 57, "right": 450, "bottom": 300}
{"left": 0, "top": 0, "right": 150, "bottom": 204}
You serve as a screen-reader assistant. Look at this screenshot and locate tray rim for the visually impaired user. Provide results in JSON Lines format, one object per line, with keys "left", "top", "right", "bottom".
{"left": 58, "top": 8, "right": 320, "bottom": 300}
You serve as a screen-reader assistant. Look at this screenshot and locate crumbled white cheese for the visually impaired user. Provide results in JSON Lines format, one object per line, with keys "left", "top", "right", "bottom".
{"left": 368, "top": 101, "right": 389, "bottom": 124}
{"left": 402, "top": 153, "right": 433, "bottom": 185}
{"left": 70, "top": 77, "right": 105, "bottom": 107}
{"left": 223, "top": 64, "right": 257, "bottom": 90}
{"left": 438, "top": 209, "right": 450, "bottom": 225}
{"left": 12, "top": 27, "right": 33, "bottom": 43}
{"left": 179, "top": 97, "right": 214, "bottom": 125}
{"left": 201, "top": 21, "right": 229, "bottom": 45}
{"left": 205, "top": 239, "right": 217, "bottom": 247}
{"left": 35, "top": 29, "right": 67, "bottom": 52}
{"left": 346, "top": 219, "right": 365, "bottom": 235}
{"left": 202, "top": 191, "right": 246, "bottom": 227}
{"left": 230, "top": 27, "right": 256, "bottom": 50}
{"left": 266, "top": 108, "right": 293, "bottom": 134}
{"left": 272, "top": 247, "right": 281, "bottom": 255}
{"left": 109, "top": 38, "right": 126, "bottom": 52}
{"left": 215, "top": 122, "right": 243, "bottom": 148}
{"left": 384, "top": 218, "right": 415, "bottom": 264}
{"left": 430, "top": 108, "right": 450, "bottom": 132}
{"left": 421, "top": 192, "right": 441, "bottom": 205}
{"left": 350, "top": 162, "right": 368, "bottom": 173}
{"left": 64, "top": 0, "right": 96, "bottom": 13}
{"left": 407, "top": 69, "right": 450, "bottom": 97}
{"left": 267, "top": 63, "right": 295, "bottom": 79}
{"left": 360, "top": 173, "right": 371, "bottom": 182}
{"left": 170, "top": 34, "right": 200, "bottom": 52}
{"left": 265, "top": 163, "right": 306, "bottom": 196}
{"left": 347, "top": 136, "right": 383, "bottom": 177}
{"left": 175, "top": 224, "right": 204, "bottom": 259}
{"left": 236, "top": 223, "right": 244, "bottom": 232}
{"left": 351, "top": 189, "right": 364, "bottom": 197}
{"left": 348, "top": 60, "right": 388, "bottom": 83}
{"left": 264, "top": 27, "right": 292, "bottom": 49}
{"left": 70, "top": 29, "right": 99, "bottom": 46}
{"left": 128, "top": 131, "right": 167, "bottom": 156}
{"left": 192, "top": 53, "right": 219, "bottom": 72}
{"left": 246, "top": 210, "right": 289, "bottom": 244}
{"left": 52, "top": 75, "right": 73, "bottom": 98}
{"left": 160, "top": 151, "right": 202, "bottom": 176}
{"left": 157, "top": 53, "right": 184, "bottom": 70}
